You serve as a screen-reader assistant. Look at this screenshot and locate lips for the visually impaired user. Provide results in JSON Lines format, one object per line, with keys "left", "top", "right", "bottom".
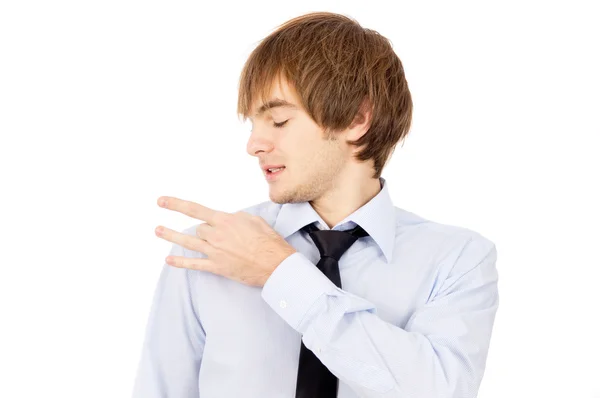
{"left": 262, "top": 164, "right": 285, "bottom": 171}
{"left": 267, "top": 166, "right": 285, "bottom": 172}
{"left": 265, "top": 166, "right": 285, "bottom": 174}
{"left": 265, "top": 166, "right": 286, "bottom": 181}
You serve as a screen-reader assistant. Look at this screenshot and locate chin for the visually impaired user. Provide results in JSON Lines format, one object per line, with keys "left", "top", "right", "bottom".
{"left": 269, "top": 190, "right": 296, "bottom": 204}
{"left": 271, "top": 193, "right": 313, "bottom": 205}
{"left": 269, "top": 191, "right": 291, "bottom": 204}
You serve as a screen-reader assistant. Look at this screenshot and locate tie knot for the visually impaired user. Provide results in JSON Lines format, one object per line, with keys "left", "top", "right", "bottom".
{"left": 301, "top": 222, "right": 369, "bottom": 261}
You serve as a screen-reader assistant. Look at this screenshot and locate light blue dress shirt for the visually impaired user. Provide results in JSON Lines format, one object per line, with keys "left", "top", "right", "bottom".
{"left": 132, "top": 177, "right": 499, "bottom": 397}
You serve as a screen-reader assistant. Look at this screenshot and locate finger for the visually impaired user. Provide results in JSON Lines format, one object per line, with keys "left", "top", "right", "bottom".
{"left": 195, "top": 222, "right": 214, "bottom": 241}
{"left": 166, "top": 255, "right": 214, "bottom": 272}
{"left": 156, "top": 226, "right": 212, "bottom": 254}
{"left": 158, "top": 196, "right": 222, "bottom": 226}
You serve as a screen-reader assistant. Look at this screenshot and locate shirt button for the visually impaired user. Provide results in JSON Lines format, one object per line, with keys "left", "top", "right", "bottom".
{"left": 279, "top": 300, "right": 287, "bottom": 308}
{"left": 317, "top": 347, "right": 322, "bottom": 353}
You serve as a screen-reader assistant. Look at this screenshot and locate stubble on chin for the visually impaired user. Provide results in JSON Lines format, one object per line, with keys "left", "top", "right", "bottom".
{"left": 269, "top": 181, "right": 315, "bottom": 204}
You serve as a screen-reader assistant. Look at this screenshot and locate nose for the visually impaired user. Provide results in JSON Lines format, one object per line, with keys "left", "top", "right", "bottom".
{"left": 246, "top": 126, "right": 275, "bottom": 157}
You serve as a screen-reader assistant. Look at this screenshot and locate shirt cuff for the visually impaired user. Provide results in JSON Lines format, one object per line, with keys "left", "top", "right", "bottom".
{"left": 261, "top": 251, "right": 340, "bottom": 333}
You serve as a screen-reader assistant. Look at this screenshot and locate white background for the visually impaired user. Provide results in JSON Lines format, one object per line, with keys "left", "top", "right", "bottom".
{"left": 1, "top": 1, "right": 599, "bottom": 397}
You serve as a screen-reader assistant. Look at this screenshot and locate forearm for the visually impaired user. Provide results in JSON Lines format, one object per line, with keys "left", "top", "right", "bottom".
{"left": 298, "top": 293, "right": 493, "bottom": 397}
{"left": 262, "top": 240, "right": 499, "bottom": 397}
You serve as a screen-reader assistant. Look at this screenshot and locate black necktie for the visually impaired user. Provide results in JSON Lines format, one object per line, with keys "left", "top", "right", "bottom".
{"left": 295, "top": 222, "right": 370, "bottom": 398}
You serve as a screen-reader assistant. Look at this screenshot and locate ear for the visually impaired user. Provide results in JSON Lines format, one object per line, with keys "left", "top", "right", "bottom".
{"left": 347, "top": 98, "right": 373, "bottom": 141}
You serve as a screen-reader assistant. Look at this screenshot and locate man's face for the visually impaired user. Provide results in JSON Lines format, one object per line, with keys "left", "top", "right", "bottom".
{"left": 247, "top": 78, "right": 350, "bottom": 204}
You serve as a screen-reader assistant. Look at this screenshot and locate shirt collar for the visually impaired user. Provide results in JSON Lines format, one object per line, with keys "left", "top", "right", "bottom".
{"left": 273, "top": 177, "right": 395, "bottom": 264}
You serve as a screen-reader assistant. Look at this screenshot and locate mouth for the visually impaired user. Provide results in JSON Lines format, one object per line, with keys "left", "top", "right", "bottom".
{"left": 265, "top": 166, "right": 286, "bottom": 181}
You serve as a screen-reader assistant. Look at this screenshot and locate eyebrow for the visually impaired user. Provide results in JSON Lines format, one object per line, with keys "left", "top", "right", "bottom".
{"left": 252, "top": 98, "right": 298, "bottom": 119}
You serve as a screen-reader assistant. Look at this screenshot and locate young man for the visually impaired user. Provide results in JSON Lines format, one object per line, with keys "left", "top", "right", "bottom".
{"left": 133, "top": 11, "right": 499, "bottom": 398}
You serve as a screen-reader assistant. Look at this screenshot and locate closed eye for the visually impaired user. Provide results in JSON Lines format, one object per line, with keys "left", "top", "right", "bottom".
{"left": 273, "top": 120, "right": 289, "bottom": 128}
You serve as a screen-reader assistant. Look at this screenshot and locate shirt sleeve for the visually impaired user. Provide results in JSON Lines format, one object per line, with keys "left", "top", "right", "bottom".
{"left": 132, "top": 239, "right": 205, "bottom": 398}
{"left": 261, "top": 236, "right": 499, "bottom": 398}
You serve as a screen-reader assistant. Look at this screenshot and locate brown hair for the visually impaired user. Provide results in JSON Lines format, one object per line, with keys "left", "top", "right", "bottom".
{"left": 237, "top": 12, "right": 413, "bottom": 179}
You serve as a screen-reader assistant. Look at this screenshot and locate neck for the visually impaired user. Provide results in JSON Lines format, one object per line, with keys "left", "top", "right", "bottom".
{"left": 309, "top": 174, "right": 382, "bottom": 229}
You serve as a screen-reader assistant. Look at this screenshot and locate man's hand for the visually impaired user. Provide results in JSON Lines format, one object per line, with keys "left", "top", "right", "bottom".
{"left": 154, "top": 196, "right": 297, "bottom": 287}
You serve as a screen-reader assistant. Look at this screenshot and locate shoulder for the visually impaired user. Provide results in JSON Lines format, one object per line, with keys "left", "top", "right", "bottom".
{"left": 392, "top": 206, "right": 497, "bottom": 272}
{"left": 394, "top": 205, "right": 494, "bottom": 244}
{"left": 236, "top": 200, "right": 283, "bottom": 226}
